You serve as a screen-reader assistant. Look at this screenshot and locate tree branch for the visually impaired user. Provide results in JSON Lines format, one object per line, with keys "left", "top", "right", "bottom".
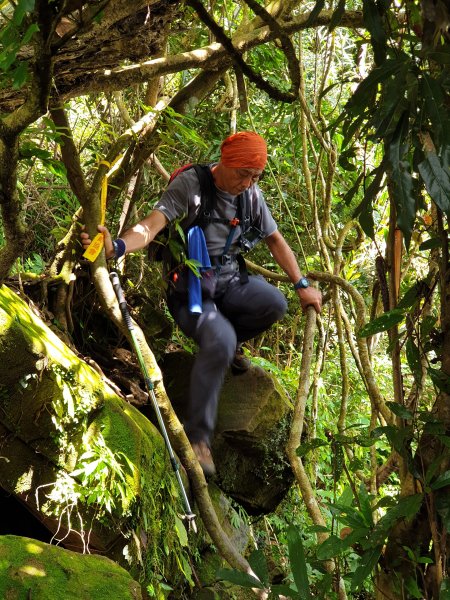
{"left": 242, "top": 0, "right": 300, "bottom": 94}
{"left": 48, "top": 9, "right": 364, "bottom": 102}
{"left": 186, "top": 0, "right": 296, "bottom": 102}
{"left": 50, "top": 103, "right": 89, "bottom": 200}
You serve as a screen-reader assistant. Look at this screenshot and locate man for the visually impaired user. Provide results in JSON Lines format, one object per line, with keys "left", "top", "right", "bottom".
{"left": 81, "top": 131, "right": 322, "bottom": 476}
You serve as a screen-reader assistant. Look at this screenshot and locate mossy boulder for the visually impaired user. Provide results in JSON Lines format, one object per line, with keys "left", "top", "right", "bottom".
{"left": 0, "top": 534, "right": 142, "bottom": 599}
{"left": 0, "top": 285, "right": 189, "bottom": 592}
{"left": 161, "top": 351, "right": 294, "bottom": 513}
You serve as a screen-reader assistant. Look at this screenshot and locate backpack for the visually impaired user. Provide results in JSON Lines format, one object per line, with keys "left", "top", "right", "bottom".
{"left": 148, "top": 163, "right": 255, "bottom": 267}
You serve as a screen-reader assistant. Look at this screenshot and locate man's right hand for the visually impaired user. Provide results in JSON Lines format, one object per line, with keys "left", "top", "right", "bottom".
{"left": 80, "top": 225, "right": 115, "bottom": 259}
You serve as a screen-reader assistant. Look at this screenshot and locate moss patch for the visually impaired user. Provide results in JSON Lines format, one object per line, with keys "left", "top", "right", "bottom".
{"left": 0, "top": 535, "right": 142, "bottom": 599}
{"left": 0, "top": 285, "right": 193, "bottom": 595}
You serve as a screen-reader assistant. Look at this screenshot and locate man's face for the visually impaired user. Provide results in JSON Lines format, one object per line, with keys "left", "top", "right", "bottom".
{"left": 222, "top": 166, "right": 263, "bottom": 195}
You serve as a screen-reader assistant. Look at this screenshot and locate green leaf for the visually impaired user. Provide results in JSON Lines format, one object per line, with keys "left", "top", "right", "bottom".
{"left": 358, "top": 309, "right": 404, "bottom": 337}
{"left": 421, "top": 315, "right": 437, "bottom": 337}
{"left": 386, "top": 401, "right": 414, "bottom": 420}
{"left": 418, "top": 153, "right": 450, "bottom": 215}
{"left": 20, "top": 143, "right": 53, "bottom": 161}
{"left": 296, "top": 438, "right": 328, "bottom": 457}
{"left": 371, "top": 425, "right": 413, "bottom": 454}
{"left": 427, "top": 49, "right": 450, "bottom": 64}
{"left": 13, "top": 0, "right": 35, "bottom": 26}
{"left": 316, "top": 535, "right": 342, "bottom": 560}
{"left": 45, "top": 159, "right": 67, "bottom": 178}
{"left": 404, "top": 576, "right": 423, "bottom": 599}
{"left": 373, "top": 494, "right": 423, "bottom": 541}
{"left": 417, "top": 556, "right": 434, "bottom": 564}
{"left": 419, "top": 237, "right": 441, "bottom": 251}
{"left": 346, "top": 59, "right": 406, "bottom": 113}
{"left": 339, "top": 485, "right": 354, "bottom": 506}
{"left": 339, "top": 149, "right": 358, "bottom": 171}
{"left": 248, "top": 549, "right": 269, "bottom": 587}
{"left": 62, "top": 382, "right": 75, "bottom": 418}
{"left": 174, "top": 221, "right": 186, "bottom": 242}
{"left": 422, "top": 74, "right": 446, "bottom": 149}
{"left": 429, "top": 368, "right": 450, "bottom": 393}
{"left": 306, "top": 525, "right": 329, "bottom": 533}
{"left": 440, "top": 579, "right": 450, "bottom": 600}
{"left": 83, "top": 458, "right": 101, "bottom": 477}
{"left": 341, "top": 527, "right": 370, "bottom": 550}
{"left": 431, "top": 470, "right": 450, "bottom": 491}
{"left": 358, "top": 483, "right": 374, "bottom": 527}
{"left": 287, "top": 526, "right": 311, "bottom": 600}
{"left": 328, "top": 503, "right": 368, "bottom": 529}
{"left": 12, "top": 61, "right": 28, "bottom": 89}
{"left": 216, "top": 568, "right": 264, "bottom": 589}
{"left": 350, "top": 163, "right": 385, "bottom": 240}
{"left": 351, "top": 545, "right": 383, "bottom": 591}
{"left": 271, "top": 584, "right": 299, "bottom": 597}
{"left": 436, "top": 493, "right": 450, "bottom": 530}
{"left": 353, "top": 194, "right": 375, "bottom": 239}
{"left": 362, "top": 0, "right": 386, "bottom": 64}
{"left": 388, "top": 115, "right": 417, "bottom": 246}
{"left": 437, "top": 435, "right": 450, "bottom": 449}
{"left": 22, "top": 23, "right": 39, "bottom": 45}
{"left": 174, "top": 515, "right": 188, "bottom": 547}
{"left": 406, "top": 338, "right": 422, "bottom": 385}
{"left": 342, "top": 172, "right": 364, "bottom": 205}
{"left": 396, "top": 280, "right": 424, "bottom": 311}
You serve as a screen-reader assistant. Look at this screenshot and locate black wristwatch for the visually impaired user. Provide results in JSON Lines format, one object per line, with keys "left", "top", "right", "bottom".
{"left": 293, "top": 277, "right": 309, "bottom": 290}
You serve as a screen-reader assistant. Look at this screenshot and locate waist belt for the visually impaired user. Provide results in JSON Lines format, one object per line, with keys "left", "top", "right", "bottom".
{"left": 210, "top": 254, "right": 249, "bottom": 284}
{"left": 210, "top": 254, "right": 238, "bottom": 266}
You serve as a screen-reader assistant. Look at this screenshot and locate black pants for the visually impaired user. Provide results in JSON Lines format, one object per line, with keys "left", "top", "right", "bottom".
{"left": 167, "top": 272, "right": 288, "bottom": 444}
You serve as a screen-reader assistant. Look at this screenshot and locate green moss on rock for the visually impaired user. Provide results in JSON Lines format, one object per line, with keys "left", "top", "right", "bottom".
{"left": 0, "top": 535, "right": 142, "bottom": 599}
{"left": 0, "top": 285, "right": 192, "bottom": 594}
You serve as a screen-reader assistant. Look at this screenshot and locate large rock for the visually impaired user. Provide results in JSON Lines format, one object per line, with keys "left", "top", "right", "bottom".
{"left": 0, "top": 535, "right": 142, "bottom": 599}
{"left": 161, "top": 351, "right": 294, "bottom": 513}
{"left": 0, "top": 285, "right": 189, "bottom": 594}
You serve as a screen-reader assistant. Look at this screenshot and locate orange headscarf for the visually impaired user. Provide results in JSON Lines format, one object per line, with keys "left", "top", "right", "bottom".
{"left": 220, "top": 131, "right": 267, "bottom": 170}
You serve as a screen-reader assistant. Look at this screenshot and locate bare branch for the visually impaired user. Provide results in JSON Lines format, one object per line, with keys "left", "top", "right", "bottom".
{"left": 242, "top": 0, "right": 300, "bottom": 94}
{"left": 186, "top": 0, "right": 296, "bottom": 102}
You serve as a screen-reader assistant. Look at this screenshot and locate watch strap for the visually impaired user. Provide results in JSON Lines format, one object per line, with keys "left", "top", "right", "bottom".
{"left": 293, "top": 277, "right": 309, "bottom": 290}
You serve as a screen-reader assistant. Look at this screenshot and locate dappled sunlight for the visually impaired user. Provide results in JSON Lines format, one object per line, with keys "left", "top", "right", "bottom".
{"left": 19, "top": 564, "right": 46, "bottom": 577}
{"left": 25, "top": 542, "right": 43, "bottom": 555}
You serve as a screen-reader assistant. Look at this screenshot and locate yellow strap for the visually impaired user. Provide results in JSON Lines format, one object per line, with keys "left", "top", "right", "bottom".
{"left": 83, "top": 157, "right": 121, "bottom": 262}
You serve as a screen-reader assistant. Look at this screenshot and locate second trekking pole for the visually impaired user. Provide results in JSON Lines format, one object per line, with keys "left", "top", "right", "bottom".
{"left": 110, "top": 271, "right": 197, "bottom": 533}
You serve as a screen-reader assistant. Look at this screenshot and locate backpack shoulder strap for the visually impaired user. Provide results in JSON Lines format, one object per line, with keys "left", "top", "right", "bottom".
{"left": 237, "top": 188, "right": 252, "bottom": 233}
{"left": 191, "top": 164, "right": 216, "bottom": 227}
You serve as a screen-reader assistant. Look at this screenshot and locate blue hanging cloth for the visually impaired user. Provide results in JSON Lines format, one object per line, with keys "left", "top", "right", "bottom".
{"left": 187, "top": 226, "right": 212, "bottom": 314}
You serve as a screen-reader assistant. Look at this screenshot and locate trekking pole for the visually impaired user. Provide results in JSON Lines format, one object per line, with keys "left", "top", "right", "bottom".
{"left": 109, "top": 271, "right": 197, "bottom": 533}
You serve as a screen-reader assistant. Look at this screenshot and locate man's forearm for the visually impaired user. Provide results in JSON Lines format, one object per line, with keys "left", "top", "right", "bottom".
{"left": 118, "top": 210, "right": 168, "bottom": 254}
{"left": 265, "top": 231, "right": 304, "bottom": 282}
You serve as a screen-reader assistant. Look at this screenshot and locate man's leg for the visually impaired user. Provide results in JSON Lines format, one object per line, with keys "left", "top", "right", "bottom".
{"left": 167, "top": 294, "right": 237, "bottom": 444}
{"left": 217, "top": 274, "right": 288, "bottom": 342}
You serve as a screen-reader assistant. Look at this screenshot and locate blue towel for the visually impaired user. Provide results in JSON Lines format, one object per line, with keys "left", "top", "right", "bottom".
{"left": 187, "top": 226, "right": 211, "bottom": 313}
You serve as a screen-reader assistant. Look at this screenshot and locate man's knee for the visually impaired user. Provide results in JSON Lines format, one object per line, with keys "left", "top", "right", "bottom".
{"left": 273, "top": 292, "right": 288, "bottom": 321}
{"left": 197, "top": 317, "right": 237, "bottom": 364}
{"left": 264, "top": 290, "right": 288, "bottom": 324}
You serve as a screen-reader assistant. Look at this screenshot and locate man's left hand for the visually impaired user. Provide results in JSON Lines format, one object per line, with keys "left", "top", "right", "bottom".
{"left": 296, "top": 286, "right": 322, "bottom": 313}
